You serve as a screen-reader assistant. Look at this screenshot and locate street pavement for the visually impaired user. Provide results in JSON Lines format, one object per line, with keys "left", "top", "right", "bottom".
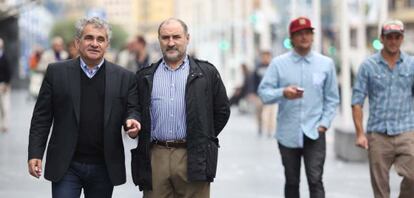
{"left": 0, "top": 90, "right": 401, "bottom": 198}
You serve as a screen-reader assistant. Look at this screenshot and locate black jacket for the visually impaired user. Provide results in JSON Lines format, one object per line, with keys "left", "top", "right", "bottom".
{"left": 133, "top": 57, "right": 230, "bottom": 190}
{"left": 0, "top": 53, "right": 11, "bottom": 83}
{"left": 28, "top": 58, "right": 140, "bottom": 185}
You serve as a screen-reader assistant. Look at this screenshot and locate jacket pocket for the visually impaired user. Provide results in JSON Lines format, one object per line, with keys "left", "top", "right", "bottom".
{"left": 205, "top": 138, "right": 219, "bottom": 180}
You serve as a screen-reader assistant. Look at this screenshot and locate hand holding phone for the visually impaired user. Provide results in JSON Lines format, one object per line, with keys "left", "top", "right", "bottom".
{"left": 283, "top": 86, "right": 304, "bottom": 99}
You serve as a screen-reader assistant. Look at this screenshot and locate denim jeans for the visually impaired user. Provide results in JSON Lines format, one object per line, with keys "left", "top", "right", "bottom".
{"left": 52, "top": 161, "right": 113, "bottom": 198}
{"left": 278, "top": 133, "right": 326, "bottom": 198}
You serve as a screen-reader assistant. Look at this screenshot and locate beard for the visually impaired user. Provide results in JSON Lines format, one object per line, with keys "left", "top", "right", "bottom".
{"left": 163, "top": 47, "right": 185, "bottom": 63}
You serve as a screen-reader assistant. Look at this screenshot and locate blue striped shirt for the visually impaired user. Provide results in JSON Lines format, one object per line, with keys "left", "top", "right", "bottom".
{"left": 352, "top": 52, "right": 414, "bottom": 135}
{"left": 258, "top": 51, "right": 339, "bottom": 148}
{"left": 80, "top": 58, "right": 104, "bottom": 78}
{"left": 150, "top": 57, "right": 189, "bottom": 141}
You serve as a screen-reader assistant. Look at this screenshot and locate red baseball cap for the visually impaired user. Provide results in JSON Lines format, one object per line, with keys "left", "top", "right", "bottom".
{"left": 381, "top": 19, "right": 404, "bottom": 35}
{"left": 289, "top": 17, "right": 314, "bottom": 35}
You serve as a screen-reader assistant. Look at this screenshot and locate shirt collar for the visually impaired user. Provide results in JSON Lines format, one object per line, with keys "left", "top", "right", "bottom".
{"left": 376, "top": 51, "right": 405, "bottom": 66}
{"left": 291, "top": 50, "right": 313, "bottom": 63}
{"left": 161, "top": 55, "right": 189, "bottom": 71}
{"left": 80, "top": 58, "right": 105, "bottom": 70}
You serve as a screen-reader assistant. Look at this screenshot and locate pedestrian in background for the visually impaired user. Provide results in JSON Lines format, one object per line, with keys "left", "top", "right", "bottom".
{"left": 0, "top": 38, "right": 11, "bottom": 133}
{"left": 29, "top": 36, "right": 68, "bottom": 98}
{"left": 134, "top": 35, "right": 151, "bottom": 71}
{"left": 67, "top": 40, "right": 79, "bottom": 59}
{"left": 133, "top": 18, "right": 230, "bottom": 198}
{"left": 229, "top": 63, "right": 251, "bottom": 108}
{"left": 116, "top": 38, "right": 136, "bottom": 72}
{"left": 352, "top": 19, "right": 414, "bottom": 198}
{"left": 28, "top": 17, "right": 141, "bottom": 198}
{"left": 29, "top": 45, "right": 43, "bottom": 71}
{"left": 258, "top": 17, "right": 339, "bottom": 198}
{"left": 252, "top": 50, "right": 277, "bottom": 137}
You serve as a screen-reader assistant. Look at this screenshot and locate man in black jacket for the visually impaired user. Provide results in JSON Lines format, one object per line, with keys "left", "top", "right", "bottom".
{"left": 28, "top": 17, "right": 141, "bottom": 198}
{"left": 133, "top": 18, "right": 230, "bottom": 197}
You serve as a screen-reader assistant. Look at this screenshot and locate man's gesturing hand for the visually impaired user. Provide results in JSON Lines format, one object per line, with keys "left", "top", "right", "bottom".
{"left": 125, "top": 119, "right": 141, "bottom": 138}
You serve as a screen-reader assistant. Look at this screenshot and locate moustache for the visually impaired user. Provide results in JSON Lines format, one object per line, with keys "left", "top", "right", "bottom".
{"left": 166, "top": 47, "right": 178, "bottom": 51}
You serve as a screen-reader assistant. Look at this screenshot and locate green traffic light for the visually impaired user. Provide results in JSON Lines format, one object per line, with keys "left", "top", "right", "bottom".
{"left": 249, "top": 14, "right": 258, "bottom": 24}
{"left": 328, "top": 46, "right": 336, "bottom": 56}
{"left": 219, "top": 40, "right": 230, "bottom": 51}
{"left": 283, "top": 38, "right": 292, "bottom": 49}
{"left": 372, "top": 39, "right": 383, "bottom": 50}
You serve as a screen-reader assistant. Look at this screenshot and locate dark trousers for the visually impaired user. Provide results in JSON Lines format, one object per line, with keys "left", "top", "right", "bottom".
{"left": 278, "top": 133, "right": 326, "bottom": 198}
{"left": 52, "top": 162, "right": 114, "bottom": 198}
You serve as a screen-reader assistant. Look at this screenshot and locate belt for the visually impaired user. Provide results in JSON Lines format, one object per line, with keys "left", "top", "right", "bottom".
{"left": 152, "top": 140, "right": 187, "bottom": 148}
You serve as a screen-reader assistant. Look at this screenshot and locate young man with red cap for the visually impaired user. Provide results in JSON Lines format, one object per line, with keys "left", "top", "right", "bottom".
{"left": 352, "top": 19, "right": 414, "bottom": 198}
{"left": 258, "top": 17, "right": 339, "bottom": 198}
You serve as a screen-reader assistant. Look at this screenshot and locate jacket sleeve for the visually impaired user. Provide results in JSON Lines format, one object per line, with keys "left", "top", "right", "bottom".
{"left": 212, "top": 70, "right": 230, "bottom": 136}
{"left": 28, "top": 64, "right": 54, "bottom": 160}
{"left": 125, "top": 71, "right": 141, "bottom": 123}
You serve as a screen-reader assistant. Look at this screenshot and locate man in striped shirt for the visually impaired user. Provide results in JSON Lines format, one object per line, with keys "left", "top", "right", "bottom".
{"left": 133, "top": 18, "right": 230, "bottom": 197}
{"left": 352, "top": 19, "right": 414, "bottom": 198}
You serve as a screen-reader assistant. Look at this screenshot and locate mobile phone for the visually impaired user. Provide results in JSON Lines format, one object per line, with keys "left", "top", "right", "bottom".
{"left": 296, "top": 87, "right": 304, "bottom": 93}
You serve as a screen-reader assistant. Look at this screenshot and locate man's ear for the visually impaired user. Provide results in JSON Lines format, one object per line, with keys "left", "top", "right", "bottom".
{"left": 75, "top": 39, "right": 80, "bottom": 50}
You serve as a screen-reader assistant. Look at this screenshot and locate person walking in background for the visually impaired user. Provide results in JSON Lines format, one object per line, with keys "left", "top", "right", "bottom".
{"left": 28, "top": 17, "right": 140, "bottom": 198}
{"left": 116, "top": 38, "right": 136, "bottom": 72}
{"left": 67, "top": 40, "right": 79, "bottom": 59}
{"left": 229, "top": 63, "right": 252, "bottom": 108}
{"left": 133, "top": 18, "right": 230, "bottom": 198}
{"left": 258, "top": 17, "right": 339, "bottom": 198}
{"left": 29, "top": 36, "right": 68, "bottom": 98}
{"left": 29, "top": 46, "right": 43, "bottom": 71}
{"left": 134, "top": 35, "right": 151, "bottom": 71}
{"left": 352, "top": 19, "right": 414, "bottom": 198}
{"left": 252, "top": 51, "right": 277, "bottom": 137}
{"left": 0, "top": 38, "right": 11, "bottom": 133}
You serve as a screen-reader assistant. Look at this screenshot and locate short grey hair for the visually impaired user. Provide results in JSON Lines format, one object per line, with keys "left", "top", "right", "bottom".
{"left": 75, "top": 17, "right": 112, "bottom": 41}
{"left": 158, "top": 18, "right": 188, "bottom": 36}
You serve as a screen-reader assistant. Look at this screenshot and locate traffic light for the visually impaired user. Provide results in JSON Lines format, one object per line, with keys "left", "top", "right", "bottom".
{"left": 249, "top": 13, "right": 258, "bottom": 25}
{"left": 283, "top": 38, "right": 292, "bottom": 49}
{"left": 328, "top": 46, "right": 336, "bottom": 56}
{"left": 372, "top": 39, "right": 383, "bottom": 50}
{"left": 219, "top": 40, "right": 230, "bottom": 52}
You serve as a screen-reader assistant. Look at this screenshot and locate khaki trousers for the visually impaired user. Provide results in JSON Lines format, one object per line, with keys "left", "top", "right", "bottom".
{"left": 367, "top": 132, "right": 414, "bottom": 198}
{"left": 143, "top": 144, "right": 210, "bottom": 198}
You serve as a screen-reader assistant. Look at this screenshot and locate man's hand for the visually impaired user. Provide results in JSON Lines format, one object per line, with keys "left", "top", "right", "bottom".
{"left": 355, "top": 133, "right": 368, "bottom": 150}
{"left": 283, "top": 86, "right": 304, "bottom": 99}
{"left": 124, "top": 119, "right": 141, "bottom": 138}
{"left": 318, "top": 126, "right": 327, "bottom": 133}
{"left": 28, "top": 159, "right": 42, "bottom": 178}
